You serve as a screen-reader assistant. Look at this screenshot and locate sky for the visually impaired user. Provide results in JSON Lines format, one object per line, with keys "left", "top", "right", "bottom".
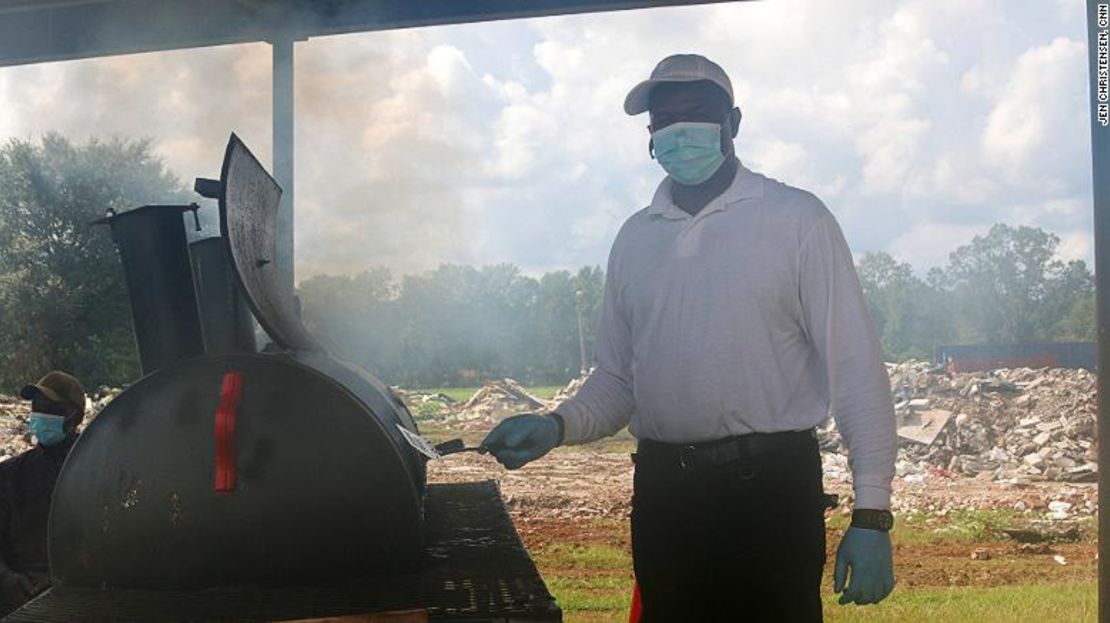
{"left": 0, "top": 0, "right": 1095, "bottom": 283}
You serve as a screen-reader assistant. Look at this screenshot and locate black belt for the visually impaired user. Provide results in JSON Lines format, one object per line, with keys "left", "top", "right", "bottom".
{"left": 635, "top": 429, "right": 817, "bottom": 470}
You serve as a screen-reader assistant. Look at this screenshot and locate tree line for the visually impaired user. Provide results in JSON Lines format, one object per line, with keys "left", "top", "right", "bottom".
{"left": 298, "top": 264, "right": 603, "bottom": 387}
{"left": 300, "top": 223, "right": 1094, "bottom": 386}
{"left": 0, "top": 135, "right": 1095, "bottom": 392}
{"left": 857, "top": 225, "right": 1094, "bottom": 361}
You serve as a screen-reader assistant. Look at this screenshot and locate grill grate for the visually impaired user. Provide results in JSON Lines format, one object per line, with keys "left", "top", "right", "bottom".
{"left": 7, "top": 481, "right": 561, "bottom": 622}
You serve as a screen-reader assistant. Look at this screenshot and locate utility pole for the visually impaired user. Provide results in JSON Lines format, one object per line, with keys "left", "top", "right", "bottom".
{"left": 575, "top": 290, "right": 588, "bottom": 375}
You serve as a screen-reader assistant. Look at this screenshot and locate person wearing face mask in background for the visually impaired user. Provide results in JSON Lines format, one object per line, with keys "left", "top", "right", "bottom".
{"left": 482, "top": 54, "right": 896, "bottom": 621}
{"left": 0, "top": 370, "right": 86, "bottom": 617}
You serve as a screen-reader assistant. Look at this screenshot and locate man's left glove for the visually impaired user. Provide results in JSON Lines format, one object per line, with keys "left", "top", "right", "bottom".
{"left": 833, "top": 527, "right": 895, "bottom": 605}
{"left": 481, "top": 413, "right": 563, "bottom": 469}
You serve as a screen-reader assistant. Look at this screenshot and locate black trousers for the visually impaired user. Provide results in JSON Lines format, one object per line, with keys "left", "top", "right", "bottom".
{"left": 631, "top": 431, "right": 827, "bottom": 622}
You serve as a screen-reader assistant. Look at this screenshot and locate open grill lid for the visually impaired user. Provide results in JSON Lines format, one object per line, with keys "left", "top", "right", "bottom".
{"left": 218, "top": 133, "right": 321, "bottom": 352}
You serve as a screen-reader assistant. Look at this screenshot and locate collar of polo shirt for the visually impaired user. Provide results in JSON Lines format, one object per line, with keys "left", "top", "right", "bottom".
{"left": 648, "top": 160, "right": 764, "bottom": 220}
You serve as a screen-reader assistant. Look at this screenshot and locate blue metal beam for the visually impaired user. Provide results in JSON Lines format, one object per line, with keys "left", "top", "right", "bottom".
{"left": 0, "top": 0, "right": 744, "bottom": 67}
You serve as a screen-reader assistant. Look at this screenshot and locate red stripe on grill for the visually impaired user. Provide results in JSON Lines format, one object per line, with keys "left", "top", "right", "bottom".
{"left": 214, "top": 371, "right": 244, "bottom": 492}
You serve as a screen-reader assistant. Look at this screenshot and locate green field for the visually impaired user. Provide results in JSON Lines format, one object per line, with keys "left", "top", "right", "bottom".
{"left": 538, "top": 539, "right": 1096, "bottom": 622}
{"left": 526, "top": 513, "right": 1097, "bottom": 623}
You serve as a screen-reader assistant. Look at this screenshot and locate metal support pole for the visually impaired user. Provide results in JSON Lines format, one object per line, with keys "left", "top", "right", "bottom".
{"left": 1087, "top": 2, "right": 1110, "bottom": 620}
{"left": 272, "top": 37, "right": 295, "bottom": 292}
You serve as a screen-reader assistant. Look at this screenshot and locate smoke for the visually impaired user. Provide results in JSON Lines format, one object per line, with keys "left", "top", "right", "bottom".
{"left": 294, "top": 35, "right": 481, "bottom": 277}
{"left": 0, "top": 29, "right": 481, "bottom": 281}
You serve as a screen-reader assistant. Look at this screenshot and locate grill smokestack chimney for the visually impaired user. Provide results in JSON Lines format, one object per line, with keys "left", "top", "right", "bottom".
{"left": 95, "top": 205, "right": 206, "bottom": 376}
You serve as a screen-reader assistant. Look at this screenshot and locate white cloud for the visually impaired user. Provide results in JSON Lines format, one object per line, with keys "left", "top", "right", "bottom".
{"left": 487, "top": 104, "right": 557, "bottom": 179}
{"left": 858, "top": 117, "right": 932, "bottom": 195}
{"left": 980, "top": 37, "right": 1087, "bottom": 185}
{"left": 1058, "top": 229, "right": 1093, "bottom": 262}
{"left": 747, "top": 139, "right": 807, "bottom": 181}
{"left": 889, "top": 222, "right": 990, "bottom": 271}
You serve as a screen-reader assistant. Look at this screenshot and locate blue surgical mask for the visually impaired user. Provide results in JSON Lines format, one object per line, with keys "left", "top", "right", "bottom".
{"left": 29, "top": 412, "right": 67, "bottom": 446}
{"left": 651, "top": 121, "right": 726, "bottom": 185}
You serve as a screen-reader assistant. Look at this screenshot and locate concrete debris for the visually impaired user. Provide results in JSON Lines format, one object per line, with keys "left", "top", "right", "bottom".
{"left": 1018, "top": 543, "right": 1055, "bottom": 555}
{"left": 461, "top": 378, "right": 547, "bottom": 415}
{"left": 423, "top": 393, "right": 456, "bottom": 406}
{"left": 970, "top": 548, "right": 991, "bottom": 560}
{"left": 1047, "top": 500, "right": 1073, "bottom": 520}
{"left": 390, "top": 387, "right": 460, "bottom": 420}
{"left": 397, "top": 371, "right": 601, "bottom": 427}
{"left": 897, "top": 409, "right": 952, "bottom": 446}
{"left": 396, "top": 378, "right": 559, "bottom": 429}
{"left": 820, "top": 361, "right": 1099, "bottom": 488}
{"left": 1001, "top": 524, "right": 1082, "bottom": 543}
{"left": 552, "top": 368, "right": 593, "bottom": 403}
{"left": 0, "top": 394, "right": 32, "bottom": 463}
{"left": 87, "top": 386, "right": 122, "bottom": 421}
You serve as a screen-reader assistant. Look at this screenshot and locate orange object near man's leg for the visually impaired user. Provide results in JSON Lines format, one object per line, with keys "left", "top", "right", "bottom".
{"left": 628, "top": 580, "right": 642, "bottom": 623}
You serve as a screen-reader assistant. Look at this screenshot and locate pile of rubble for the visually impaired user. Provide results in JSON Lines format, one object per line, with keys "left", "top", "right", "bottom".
{"left": 551, "top": 368, "right": 592, "bottom": 403}
{"left": 0, "top": 394, "right": 33, "bottom": 462}
{"left": 458, "top": 379, "right": 550, "bottom": 422}
{"left": 87, "top": 386, "right": 122, "bottom": 417}
{"left": 393, "top": 378, "right": 559, "bottom": 426}
{"left": 396, "top": 371, "right": 597, "bottom": 426}
{"left": 390, "top": 387, "right": 458, "bottom": 419}
{"left": 820, "top": 361, "right": 1098, "bottom": 485}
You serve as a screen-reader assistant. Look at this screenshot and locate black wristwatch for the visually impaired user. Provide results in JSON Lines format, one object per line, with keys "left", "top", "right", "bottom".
{"left": 851, "top": 508, "right": 894, "bottom": 532}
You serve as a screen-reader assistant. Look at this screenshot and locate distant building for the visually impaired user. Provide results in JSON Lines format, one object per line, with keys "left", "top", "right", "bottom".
{"left": 935, "top": 342, "right": 1096, "bottom": 373}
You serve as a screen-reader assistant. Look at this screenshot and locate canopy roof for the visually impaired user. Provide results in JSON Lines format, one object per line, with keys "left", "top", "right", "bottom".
{"left": 0, "top": 0, "right": 738, "bottom": 66}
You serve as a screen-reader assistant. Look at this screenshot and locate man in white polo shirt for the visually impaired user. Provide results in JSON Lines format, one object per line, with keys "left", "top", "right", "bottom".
{"left": 483, "top": 54, "right": 897, "bottom": 621}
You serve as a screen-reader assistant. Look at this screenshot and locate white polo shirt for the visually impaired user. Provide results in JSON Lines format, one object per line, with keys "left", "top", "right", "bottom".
{"left": 555, "top": 162, "right": 897, "bottom": 510}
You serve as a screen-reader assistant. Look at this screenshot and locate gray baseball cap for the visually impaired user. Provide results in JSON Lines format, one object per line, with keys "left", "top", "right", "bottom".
{"left": 624, "top": 53, "right": 734, "bottom": 116}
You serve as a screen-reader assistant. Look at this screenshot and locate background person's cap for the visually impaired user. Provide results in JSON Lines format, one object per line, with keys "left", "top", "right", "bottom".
{"left": 624, "top": 53, "right": 734, "bottom": 115}
{"left": 20, "top": 370, "right": 86, "bottom": 412}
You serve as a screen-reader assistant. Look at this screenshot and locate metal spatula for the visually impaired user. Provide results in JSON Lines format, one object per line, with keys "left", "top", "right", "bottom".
{"left": 396, "top": 424, "right": 487, "bottom": 460}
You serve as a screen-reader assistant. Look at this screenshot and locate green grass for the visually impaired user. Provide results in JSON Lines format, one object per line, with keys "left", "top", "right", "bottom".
{"left": 533, "top": 543, "right": 635, "bottom": 617}
{"left": 885, "top": 509, "right": 1094, "bottom": 546}
{"left": 822, "top": 581, "right": 1095, "bottom": 622}
{"left": 926, "top": 509, "right": 1023, "bottom": 543}
{"left": 527, "top": 385, "right": 566, "bottom": 399}
{"left": 529, "top": 518, "right": 1097, "bottom": 622}
{"left": 546, "top": 578, "right": 1096, "bottom": 622}
{"left": 547, "top": 576, "right": 633, "bottom": 613}
{"left": 534, "top": 543, "right": 631, "bottom": 572}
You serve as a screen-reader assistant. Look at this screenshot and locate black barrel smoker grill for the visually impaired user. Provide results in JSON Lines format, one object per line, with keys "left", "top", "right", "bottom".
{"left": 8, "top": 135, "right": 560, "bottom": 622}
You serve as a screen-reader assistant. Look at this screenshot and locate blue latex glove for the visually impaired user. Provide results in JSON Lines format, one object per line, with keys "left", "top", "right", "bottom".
{"left": 481, "top": 413, "right": 562, "bottom": 469}
{"left": 833, "top": 527, "right": 895, "bottom": 605}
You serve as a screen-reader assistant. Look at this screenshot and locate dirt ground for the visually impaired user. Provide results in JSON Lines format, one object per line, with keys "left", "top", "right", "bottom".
{"left": 508, "top": 516, "right": 1096, "bottom": 588}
